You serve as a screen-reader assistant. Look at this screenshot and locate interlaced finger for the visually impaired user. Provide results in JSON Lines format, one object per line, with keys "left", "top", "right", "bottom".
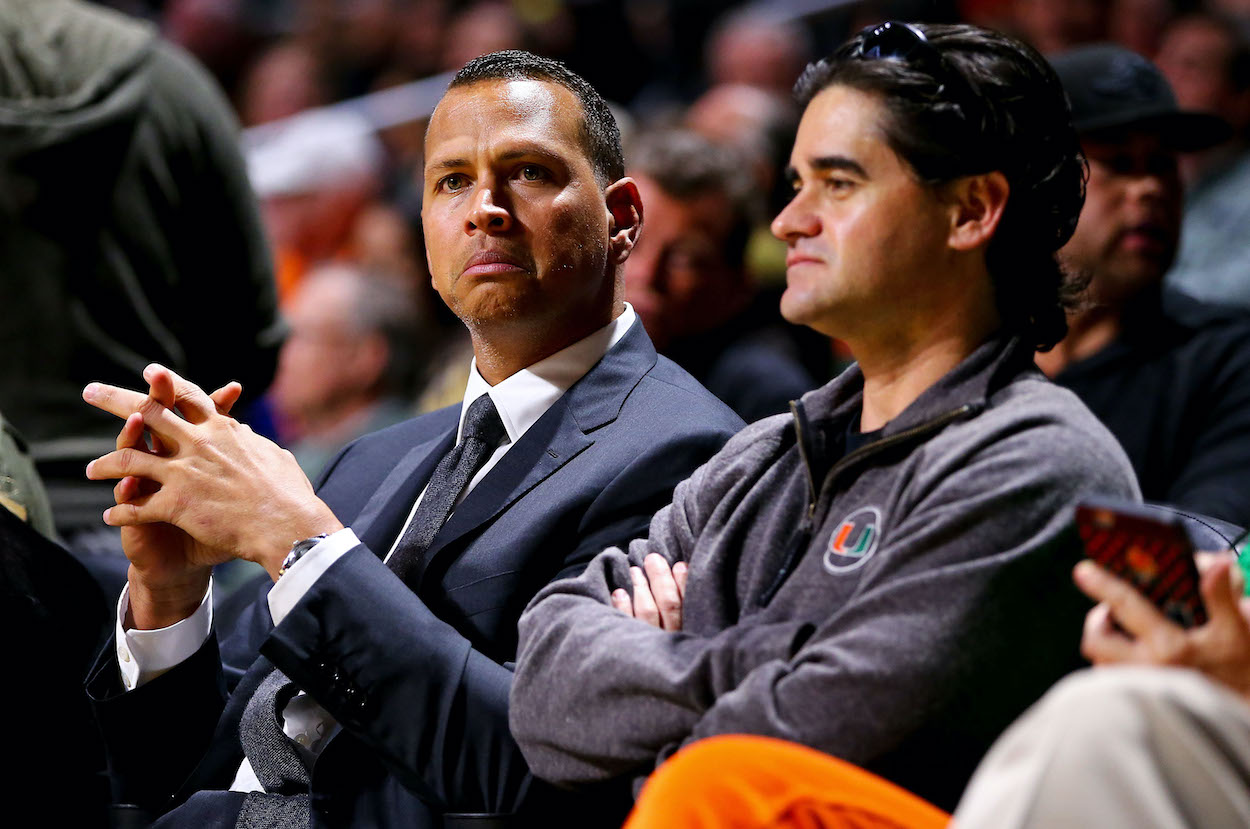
{"left": 143, "top": 363, "right": 218, "bottom": 424}
{"left": 87, "top": 447, "right": 163, "bottom": 484}
{"left": 114, "top": 475, "right": 160, "bottom": 506}
{"left": 209, "top": 381, "right": 243, "bottom": 416}
{"left": 103, "top": 489, "right": 173, "bottom": 527}
{"left": 113, "top": 412, "right": 153, "bottom": 502}
{"left": 116, "top": 412, "right": 145, "bottom": 452}
{"left": 84, "top": 382, "right": 193, "bottom": 447}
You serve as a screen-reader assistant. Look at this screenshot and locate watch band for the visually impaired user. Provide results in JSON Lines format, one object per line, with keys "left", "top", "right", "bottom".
{"left": 278, "top": 533, "right": 330, "bottom": 579}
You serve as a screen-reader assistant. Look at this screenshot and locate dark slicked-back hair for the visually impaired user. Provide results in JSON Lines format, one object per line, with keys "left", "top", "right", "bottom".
{"left": 627, "top": 129, "right": 763, "bottom": 269}
{"left": 794, "top": 23, "right": 1087, "bottom": 351}
{"left": 449, "top": 50, "right": 624, "bottom": 186}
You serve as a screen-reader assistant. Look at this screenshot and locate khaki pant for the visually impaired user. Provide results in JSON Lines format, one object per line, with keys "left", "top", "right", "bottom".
{"left": 955, "top": 666, "right": 1250, "bottom": 829}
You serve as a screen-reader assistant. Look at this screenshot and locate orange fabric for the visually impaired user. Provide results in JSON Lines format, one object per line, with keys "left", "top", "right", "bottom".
{"left": 624, "top": 735, "right": 951, "bottom": 829}
{"left": 274, "top": 246, "right": 308, "bottom": 307}
{"left": 274, "top": 243, "right": 358, "bottom": 308}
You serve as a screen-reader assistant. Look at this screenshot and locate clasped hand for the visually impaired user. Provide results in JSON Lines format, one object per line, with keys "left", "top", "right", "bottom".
{"left": 83, "top": 364, "right": 343, "bottom": 626}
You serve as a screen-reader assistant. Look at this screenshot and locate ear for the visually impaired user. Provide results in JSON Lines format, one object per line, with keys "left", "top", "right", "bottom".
{"left": 604, "top": 177, "right": 643, "bottom": 265}
{"left": 946, "top": 171, "right": 1009, "bottom": 252}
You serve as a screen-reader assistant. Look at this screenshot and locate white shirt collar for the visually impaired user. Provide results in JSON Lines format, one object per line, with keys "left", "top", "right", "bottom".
{"left": 457, "top": 303, "right": 637, "bottom": 445}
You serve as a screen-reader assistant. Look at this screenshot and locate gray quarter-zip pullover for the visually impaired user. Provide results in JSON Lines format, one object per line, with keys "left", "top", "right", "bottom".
{"left": 510, "top": 334, "right": 1139, "bottom": 810}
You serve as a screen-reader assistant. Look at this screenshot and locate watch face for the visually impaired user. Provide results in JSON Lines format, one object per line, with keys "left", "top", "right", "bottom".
{"left": 280, "top": 534, "right": 330, "bottom": 577}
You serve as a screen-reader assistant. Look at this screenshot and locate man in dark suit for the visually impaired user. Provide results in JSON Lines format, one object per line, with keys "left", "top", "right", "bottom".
{"left": 81, "top": 51, "right": 744, "bottom": 827}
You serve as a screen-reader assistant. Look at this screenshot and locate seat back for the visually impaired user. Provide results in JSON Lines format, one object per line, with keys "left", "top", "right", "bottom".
{"left": 1142, "top": 501, "right": 1244, "bottom": 551}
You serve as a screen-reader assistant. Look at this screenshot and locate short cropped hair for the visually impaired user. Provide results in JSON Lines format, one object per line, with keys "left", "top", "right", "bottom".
{"left": 450, "top": 50, "right": 625, "bottom": 186}
{"left": 627, "top": 129, "right": 762, "bottom": 269}
{"left": 794, "top": 23, "right": 1087, "bottom": 351}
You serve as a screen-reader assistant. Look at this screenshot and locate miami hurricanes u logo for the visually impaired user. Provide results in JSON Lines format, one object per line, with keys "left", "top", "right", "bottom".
{"left": 824, "top": 506, "right": 882, "bottom": 573}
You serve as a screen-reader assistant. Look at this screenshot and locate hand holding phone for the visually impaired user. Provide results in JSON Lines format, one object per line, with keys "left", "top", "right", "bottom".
{"left": 1075, "top": 499, "right": 1207, "bottom": 628}
{"left": 1074, "top": 506, "right": 1250, "bottom": 701}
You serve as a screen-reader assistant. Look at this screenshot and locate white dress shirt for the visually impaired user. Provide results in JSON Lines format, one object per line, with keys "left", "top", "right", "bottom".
{"left": 112, "top": 305, "right": 636, "bottom": 793}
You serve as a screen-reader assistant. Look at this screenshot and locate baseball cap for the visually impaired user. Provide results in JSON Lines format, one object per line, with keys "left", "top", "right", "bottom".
{"left": 1050, "top": 43, "right": 1231, "bottom": 151}
{"left": 245, "top": 108, "right": 385, "bottom": 198}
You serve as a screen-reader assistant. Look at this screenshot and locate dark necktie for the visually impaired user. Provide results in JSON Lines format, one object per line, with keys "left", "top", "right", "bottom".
{"left": 235, "top": 668, "right": 311, "bottom": 828}
{"left": 387, "top": 393, "right": 507, "bottom": 583}
{"left": 234, "top": 396, "right": 505, "bottom": 824}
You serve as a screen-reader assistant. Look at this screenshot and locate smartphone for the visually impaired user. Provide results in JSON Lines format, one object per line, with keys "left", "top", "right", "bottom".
{"left": 1075, "top": 499, "right": 1207, "bottom": 628}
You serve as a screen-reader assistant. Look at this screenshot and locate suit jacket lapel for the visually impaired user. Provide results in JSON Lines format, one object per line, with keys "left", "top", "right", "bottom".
{"left": 412, "top": 396, "right": 593, "bottom": 588}
{"left": 411, "top": 319, "right": 660, "bottom": 588}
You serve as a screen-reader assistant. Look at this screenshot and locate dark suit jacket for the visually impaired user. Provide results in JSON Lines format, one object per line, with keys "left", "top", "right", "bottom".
{"left": 86, "top": 321, "right": 744, "bottom": 827}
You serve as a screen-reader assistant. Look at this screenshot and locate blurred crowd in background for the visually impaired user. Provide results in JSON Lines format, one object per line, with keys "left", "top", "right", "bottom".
{"left": 67, "top": 0, "right": 1250, "bottom": 480}
{"left": 5, "top": 0, "right": 1250, "bottom": 590}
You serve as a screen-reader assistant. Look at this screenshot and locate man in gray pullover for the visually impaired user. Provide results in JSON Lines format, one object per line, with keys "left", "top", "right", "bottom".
{"left": 510, "top": 22, "right": 1140, "bottom": 812}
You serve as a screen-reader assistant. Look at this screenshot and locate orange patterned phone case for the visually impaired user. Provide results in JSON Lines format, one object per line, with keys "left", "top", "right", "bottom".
{"left": 1076, "top": 500, "right": 1208, "bottom": 628}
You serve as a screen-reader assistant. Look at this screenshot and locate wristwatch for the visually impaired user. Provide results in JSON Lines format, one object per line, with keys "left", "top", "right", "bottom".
{"left": 278, "top": 533, "right": 330, "bottom": 578}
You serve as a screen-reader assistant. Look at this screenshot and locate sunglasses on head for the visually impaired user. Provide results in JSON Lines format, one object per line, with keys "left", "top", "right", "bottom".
{"left": 855, "top": 21, "right": 932, "bottom": 61}
{"left": 847, "top": 21, "right": 978, "bottom": 119}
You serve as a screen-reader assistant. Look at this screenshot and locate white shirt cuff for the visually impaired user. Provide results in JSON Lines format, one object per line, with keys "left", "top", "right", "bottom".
{"left": 116, "top": 579, "right": 214, "bottom": 691}
{"left": 267, "top": 528, "right": 360, "bottom": 627}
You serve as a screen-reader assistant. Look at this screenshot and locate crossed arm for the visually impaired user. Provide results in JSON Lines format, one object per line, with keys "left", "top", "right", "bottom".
{"left": 611, "top": 554, "right": 688, "bottom": 631}
{"left": 510, "top": 425, "right": 1138, "bottom": 800}
{"left": 628, "top": 541, "right": 1250, "bottom": 717}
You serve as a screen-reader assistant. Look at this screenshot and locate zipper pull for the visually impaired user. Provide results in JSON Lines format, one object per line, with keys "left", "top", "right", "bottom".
{"left": 759, "top": 514, "right": 814, "bottom": 606}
